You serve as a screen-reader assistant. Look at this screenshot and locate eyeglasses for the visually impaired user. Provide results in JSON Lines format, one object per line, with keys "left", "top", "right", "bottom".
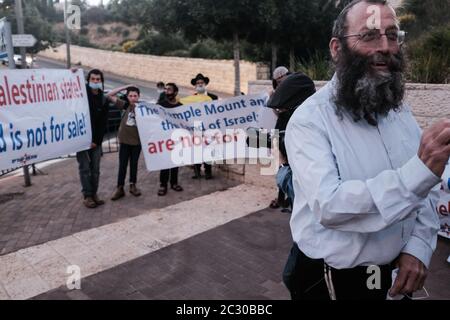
{"left": 341, "top": 29, "right": 406, "bottom": 46}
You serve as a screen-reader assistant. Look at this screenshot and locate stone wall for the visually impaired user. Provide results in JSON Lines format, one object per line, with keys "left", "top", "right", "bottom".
{"left": 38, "top": 45, "right": 270, "bottom": 95}
{"left": 248, "top": 80, "right": 450, "bottom": 129}
{"left": 243, "top": 80, "right": 450, "bottom": 188}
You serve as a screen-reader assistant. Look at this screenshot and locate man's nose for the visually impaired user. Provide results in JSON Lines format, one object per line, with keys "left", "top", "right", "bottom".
{"left": 377, "top": 35, "right": 390, "bottom": 53}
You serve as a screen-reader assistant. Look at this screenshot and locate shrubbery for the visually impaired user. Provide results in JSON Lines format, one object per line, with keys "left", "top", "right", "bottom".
{"left": 407, "top": 27, "right": 450, "bottom": 83}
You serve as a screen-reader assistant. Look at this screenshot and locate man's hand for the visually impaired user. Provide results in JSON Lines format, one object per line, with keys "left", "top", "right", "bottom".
{"left": 71, "top": 68, "right": 79, "bottom": 73}
{"left": 90, "top": 143, "right": 97, "bottom": 149}
{"left": 108, "top": 95, "right": 118, "bottom": 104}
{"left": 389, "top": 253, "right": 427, "bottom": 297}
{"left": 418, "top": 119, "right": 450, "bottom": 177}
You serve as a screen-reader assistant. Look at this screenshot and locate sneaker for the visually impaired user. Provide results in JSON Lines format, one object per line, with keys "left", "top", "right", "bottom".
{"left": 83, "top": 196, "right": 97, "bottom": 209}
{"left": 93, "top": 194, "right": 105, "bottom": 206}
{"left": 111, "top": 186, "right": 125, "bottom": 201}
{"left": 129, "top": 184, "right": 141, "bottom": 197}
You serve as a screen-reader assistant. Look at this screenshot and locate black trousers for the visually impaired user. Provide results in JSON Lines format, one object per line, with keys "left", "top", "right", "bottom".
{"left": 160, "top": 167, "right": 179, "bottom": 187}
{"left": 117, "top": 143, "right": 141, "bottom": 187}
{"left": 284, "top": 244, "right": 393, "bottom": 300}
{"left": 194, "top": 163, "right": 212, "bottom": 176}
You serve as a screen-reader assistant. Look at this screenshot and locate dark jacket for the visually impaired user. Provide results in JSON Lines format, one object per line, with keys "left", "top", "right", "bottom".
{"left": 207, "top": 92, "right": 218, "bottom": 101}
{"left": 158, "top": 99, "right": 183, "bottom": 108}
{"left": 86, "top": 85, "right": 110, "bottom": 146}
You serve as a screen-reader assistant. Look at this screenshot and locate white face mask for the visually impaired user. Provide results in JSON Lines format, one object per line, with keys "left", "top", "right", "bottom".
{"left": 196, "top": 85, "right": 206, "bottom": 94}
{"left": 89, "top": 82, "right": 102, "bottom": 90}
{"left": 157, "top": 89, "right": 164, "bottom": 94}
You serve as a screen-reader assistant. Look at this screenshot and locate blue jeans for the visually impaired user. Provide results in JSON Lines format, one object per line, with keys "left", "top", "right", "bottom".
{"left": 76, "top": 147, "right": 102, "bottom": 198}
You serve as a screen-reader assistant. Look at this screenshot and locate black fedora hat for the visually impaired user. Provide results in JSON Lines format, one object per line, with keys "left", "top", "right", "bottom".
{"left": 191, "top": 73, "right": 210, "bottom": 86}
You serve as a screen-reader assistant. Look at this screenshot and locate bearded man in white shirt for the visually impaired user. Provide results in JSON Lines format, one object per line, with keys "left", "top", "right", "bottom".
{"left": 285, "top": 0, "right": 450, "bottom": 300}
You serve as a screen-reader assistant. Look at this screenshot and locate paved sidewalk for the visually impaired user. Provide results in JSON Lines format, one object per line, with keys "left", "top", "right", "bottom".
{"left": 34, "top": 208, "right": 293, "bottom": 300}
{"left": 0, "top": 147, "right": 448, "bottom": 300}
{"left": 0, "top": 153, "right": 240, "bottom": 256}
{"left": 33, "top": 209, "right": 450, "bottom": 300}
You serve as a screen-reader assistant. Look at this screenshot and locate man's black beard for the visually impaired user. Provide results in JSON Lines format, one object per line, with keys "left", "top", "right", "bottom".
{"left": 333, "top": 43, "right": 406, "bottom": 126}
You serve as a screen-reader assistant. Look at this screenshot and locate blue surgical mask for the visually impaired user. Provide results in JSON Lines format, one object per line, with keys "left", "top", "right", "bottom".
{"left": 89, "top": 82, "right": 102, "bottom": 90}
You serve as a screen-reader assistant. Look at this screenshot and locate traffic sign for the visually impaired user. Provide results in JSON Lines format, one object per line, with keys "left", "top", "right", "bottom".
{"left": 12, "top": 34, "right": 37, "bottom": 47}
{"left": 0, "top": 19, "right": 7, "bottom": 58}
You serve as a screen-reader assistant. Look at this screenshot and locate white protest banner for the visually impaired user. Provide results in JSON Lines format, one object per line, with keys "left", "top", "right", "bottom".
{"left": 0, "top": 69, "right": 91, "bottom": 171}
{"left": 436, "top": 190, "right": 450, "bottom": 239}
{"left": 437, "top": 164, "right": 450, "bottom": 239}
{"left": 136, "top": 94, "right": 277, "bottom": 171}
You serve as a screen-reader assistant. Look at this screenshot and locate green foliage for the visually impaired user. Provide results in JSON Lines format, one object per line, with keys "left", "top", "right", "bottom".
{"left": 112, "top": 25, "right": 123, "bottom": 34}
{"left": 164, "top": 49, "right": 190, "bottom": 57}
{"left": 128, "top": 33, "right": 188, "bottom": 56}
{"left": 189, "top": 40, "right": 233, "bottom": 60}
{"left": 296, "top": 52, "right": 332, "bottom": 81}
{"left": 107, "top": 0, "right": 152, "bottom": 27}
{"left": 400, "top": 0, "right": 450, "bottom": 36}
{"left": 97, "top": 26, "right": 108, "bottom": 35}
{"left": 84, "top": 6, "right": 112, "bottom": 25}
{"left": 80, "top": 27, "right": 89, "bottom": 36}
{"left": 122, "top": 40, "right": 137, "bottom": 53}
{"left": 407, "top": 27, "right": 450, "bottom": 83}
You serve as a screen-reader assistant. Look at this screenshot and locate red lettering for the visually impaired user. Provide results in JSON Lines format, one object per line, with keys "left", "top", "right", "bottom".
{"left": 11, "top": 85, "right": 20, "bottom": 104}
{"left": 180, "top": 136, "right": 191, "bottom": 148}
{"left": 158, "top": 140, "right": 165, "bottom": 152}
{"left": 223, "top": 134, "right": 232, "bottom": 143}
{"left": 193, "top": 135, "right": 202, "bottom": 146}
{"left": 148, "top": 142, "right": 157, "bottom": 154}
{"left": 166, "top": 139, "right": 175, "bottom": 151}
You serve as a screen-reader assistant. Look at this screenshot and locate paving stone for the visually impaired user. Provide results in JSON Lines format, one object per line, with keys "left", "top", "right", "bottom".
{"left": 0, "top": 154, "right": 240, "bottom": 255}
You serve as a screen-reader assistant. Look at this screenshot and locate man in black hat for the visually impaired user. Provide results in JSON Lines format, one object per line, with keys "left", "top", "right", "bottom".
{"left": 191, "top": 73, "right": 218, "bottom": 179}
{"left": 191, "top": 73, "right": 218, "bottom": 101}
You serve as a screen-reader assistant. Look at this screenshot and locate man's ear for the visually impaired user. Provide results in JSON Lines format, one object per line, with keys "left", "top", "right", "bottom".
{"left": 329, "top": 37, "right": 341, "bottom": 62}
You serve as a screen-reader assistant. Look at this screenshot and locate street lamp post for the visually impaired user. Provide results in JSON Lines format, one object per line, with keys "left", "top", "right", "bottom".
{"left": 64, "top": 0, "right": 71, "bottom": 69}
{"left": 14, "top": 0, "right": 31, "bottom": 187}
{"left": 14, "top": 0, "right": 26, "bottom": 69}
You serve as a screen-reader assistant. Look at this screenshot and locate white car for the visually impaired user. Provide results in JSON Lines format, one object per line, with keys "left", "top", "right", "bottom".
{"left": 1, "top": 54, "right": 34, "bottom": 68}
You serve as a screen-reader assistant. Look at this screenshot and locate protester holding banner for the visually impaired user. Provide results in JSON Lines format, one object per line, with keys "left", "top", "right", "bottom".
{"left": 157, "top": 83, "right": 184, "bottom": 196}
{"left": 189, "top": 73, "right": 218, "bottom": 180}
{"left": 76, "top": 69, "right": 127, "bottom": 209}
{"left": 107, "top": 86, "right": 143, "bottom": 201}
{"left": 285, "top": 0, "right": 448, "bottom": 300}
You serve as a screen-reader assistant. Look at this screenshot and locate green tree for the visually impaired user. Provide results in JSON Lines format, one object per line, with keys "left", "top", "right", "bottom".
{"left": 400, "top": 0, "right": 450, "bottom": 36}
{"left": 150, "top": 0, "right": 265, "bottom": 95}
{"left": 1, "top": 0, "right": 56, "bottom": 54}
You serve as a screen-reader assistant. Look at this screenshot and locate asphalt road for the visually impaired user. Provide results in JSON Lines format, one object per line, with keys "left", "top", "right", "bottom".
{"left": 33, "top": 56, "right": 199, "bottom": 102}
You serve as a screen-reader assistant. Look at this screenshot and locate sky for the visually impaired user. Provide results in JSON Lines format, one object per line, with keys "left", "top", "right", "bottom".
{"left": 86, "top": 0, "right": 110, "bottom": 6}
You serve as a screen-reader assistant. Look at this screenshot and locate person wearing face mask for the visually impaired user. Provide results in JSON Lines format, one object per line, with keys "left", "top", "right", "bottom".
{"left": 192, "top": 73, "right": 218, "bottom": 101}
{"left": 189, "top": 73, "right": 218, "bottom": 180}
{"left": 156, "top": 81, "right": 166, "bottom": 103}
{"left": 75, "top": 69, "right": 129, "bottom": 209}
{"left": 157, "top": 83, "right": 184, "bottom": 196}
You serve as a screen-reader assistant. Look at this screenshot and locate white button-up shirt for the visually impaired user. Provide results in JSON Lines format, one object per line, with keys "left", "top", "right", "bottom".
{"left": 285, "top": 77, "right": 441, "bottom": 269}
